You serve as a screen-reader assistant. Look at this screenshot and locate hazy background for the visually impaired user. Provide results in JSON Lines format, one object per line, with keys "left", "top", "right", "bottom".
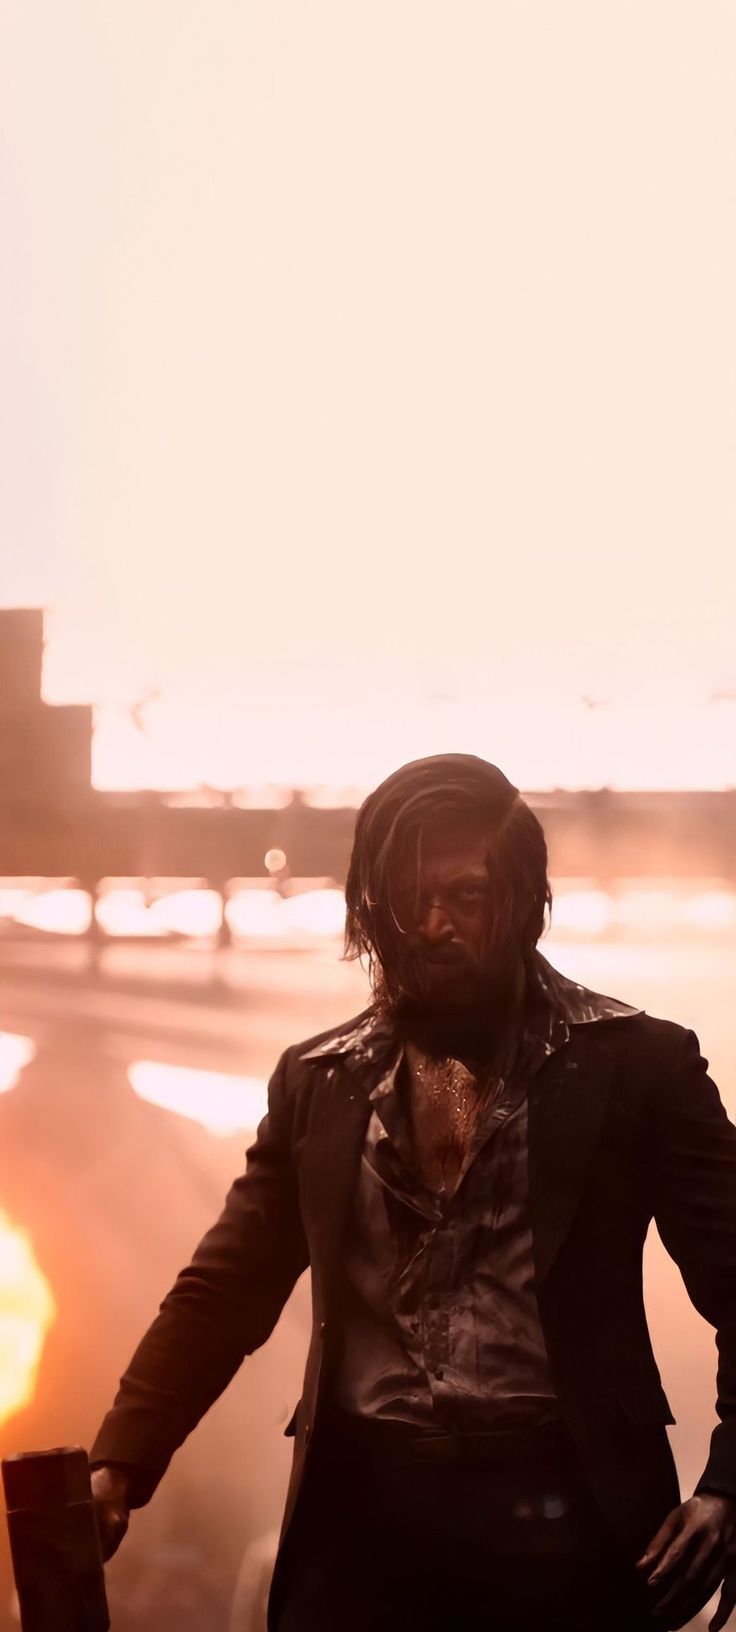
{"left": 2, "top": 1, "right": 736, "bottom": 791}
{"left": 1, "top": 4, "right": 736, "bottom": 1630}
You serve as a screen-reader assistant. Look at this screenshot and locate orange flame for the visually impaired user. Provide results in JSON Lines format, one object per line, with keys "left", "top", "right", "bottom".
{"left": 0, "top": 1211, "right": 56, "bottom": 1429}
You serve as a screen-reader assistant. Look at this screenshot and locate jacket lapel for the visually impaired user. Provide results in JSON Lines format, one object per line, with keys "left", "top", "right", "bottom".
{"left": 300, "top": 1051, "right": 381, "bottom": 1287}
{"left": 528, "top": 1027, "right": 616, "bottom": 1288}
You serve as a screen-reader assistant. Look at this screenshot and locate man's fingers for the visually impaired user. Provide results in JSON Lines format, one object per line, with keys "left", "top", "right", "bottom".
{"left": 94, "top": 1504, "right": 129, "bottom": 1563}
{"left": 645, "top": 1520, "right": 700, "bottom": 1590}
{"left": 650, "top": 1533, "right": 720, "bottom": 1617}
{"left": 654, "top": 1560, "right": 725, "bottom": 1630}
{"left": 637, "top": 1508, "right": 685, "bottom": 1571}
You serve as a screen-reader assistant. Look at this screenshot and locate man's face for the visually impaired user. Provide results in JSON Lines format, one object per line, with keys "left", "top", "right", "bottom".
{"left": 389, "top": 818, "right": 491, "bottom": 976}
{"left": 375, "top": 814, "right": 524, "bottom": 1055}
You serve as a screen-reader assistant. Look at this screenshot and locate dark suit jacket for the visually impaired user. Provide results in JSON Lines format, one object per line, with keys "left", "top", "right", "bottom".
{"left": 90, "top": 1006, "right": 736, "bottom": 1627}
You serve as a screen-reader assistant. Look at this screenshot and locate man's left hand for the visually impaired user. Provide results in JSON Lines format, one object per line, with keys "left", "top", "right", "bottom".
{"left": 636, "top": 1493, "right": 736, "bottom": 1629}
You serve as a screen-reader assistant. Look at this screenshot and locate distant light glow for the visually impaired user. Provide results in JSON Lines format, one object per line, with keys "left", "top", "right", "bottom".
{"left": 280, "top": 888, "right": 346, "bottom": 937}
{"left": 128, "top": 1061, "right": 268, "bottom": 1136}
{"left": 225, "top": 889, "right": 283, "bottom": 938}
{"left": 264, "top": 849, "right": 287, "bottom": 874}
{"left": 304, "top": 786, "right": 365, "bottom": 809}
{"left": 0, "top": 890, "right": 31, "bottom": 919}
{"left": 95, "top": 887, "right": 222, "bottom": 937}
{"left": 95, "top": 889, "right": 167, "bottom": 938}
{"left": 224, "top": 885, "right": 346, "bottom": 941}
{"left": 614, "top": 889, "right": 685, "bottom": 935}
{"left": 232, "top": 787, "right": 294, "bottom": 810}
{"left": 0, "top": 1034, "right": 36, "bottom": 1095}
{"left": 164, "top": 790, "right": 226, "bottom": 809}
{"left": 148, "top": 889, "right": 222, "bottom": 937}
{"left": 548, "top": 883, "right": 736, "bottom": 939}
{"left": 13, "top": 889, "right": 92, "bottom": 936}
{"left": 551, "top": 890, "right": 612, "bottom": 937}
{"left": 682, "top": 891, "right": 736, "bottom": 933}
{"left": 0, "top": 1211, "right": 56, "bottom": 1429}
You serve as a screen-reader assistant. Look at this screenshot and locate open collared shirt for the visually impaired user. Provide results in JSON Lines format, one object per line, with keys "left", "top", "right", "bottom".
{"left": 302, "top": 950, "right": 641, "bottom": 1430}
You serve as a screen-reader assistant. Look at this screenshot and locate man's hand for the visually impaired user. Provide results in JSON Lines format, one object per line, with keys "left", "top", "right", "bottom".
{"left": 636, "top": 1493, "right": 736, "bottom": 1630}
{"left": 90, "top": 1464, "right": 131, "bottom": 1562}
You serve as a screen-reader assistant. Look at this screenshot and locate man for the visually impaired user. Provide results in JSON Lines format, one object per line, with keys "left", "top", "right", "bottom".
{"left": 90, "top": 754, "right": 736, "bottom": 1630}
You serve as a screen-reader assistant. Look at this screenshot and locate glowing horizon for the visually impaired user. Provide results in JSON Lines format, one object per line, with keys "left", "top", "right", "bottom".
{"left": 11, "top": 620, "right": 736, "bottom": 792}
{"left": 87, "top": 694, "right": 735, "bottom": 793}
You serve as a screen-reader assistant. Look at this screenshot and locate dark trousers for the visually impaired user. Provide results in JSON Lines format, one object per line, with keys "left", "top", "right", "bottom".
{"left": 276, "top": 1414, "right": 659, "bottom": 1631}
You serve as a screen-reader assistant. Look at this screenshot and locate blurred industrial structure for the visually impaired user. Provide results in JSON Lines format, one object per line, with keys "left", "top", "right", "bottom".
{"left": 1, "top": 609, "right": 735, "bottom": 894}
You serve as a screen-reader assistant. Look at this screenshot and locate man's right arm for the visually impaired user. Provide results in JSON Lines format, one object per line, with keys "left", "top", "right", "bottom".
{"left": 89, "top": 1047, "right": 308, "bottom": 1524}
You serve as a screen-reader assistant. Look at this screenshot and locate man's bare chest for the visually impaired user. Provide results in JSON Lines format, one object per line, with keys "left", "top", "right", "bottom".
{"left": 403, "top": 1049, "right": 494, "bottom": 1196}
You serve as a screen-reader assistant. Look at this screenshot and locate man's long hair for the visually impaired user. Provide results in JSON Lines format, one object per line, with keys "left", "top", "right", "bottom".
{"left": 343, "top": 753, "right": 553, "bottom": 1010}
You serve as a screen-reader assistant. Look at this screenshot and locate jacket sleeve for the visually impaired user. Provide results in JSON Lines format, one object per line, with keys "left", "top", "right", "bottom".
{"left": 88, "top": 1047, "right": 309, "bottom": 1505}
{"left": 652, "top": 1027, "right": 736, "bottom": 1499}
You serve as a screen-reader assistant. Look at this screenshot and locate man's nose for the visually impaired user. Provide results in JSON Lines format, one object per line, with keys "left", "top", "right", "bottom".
{"left": 418, "top": 901, "right": 455, "bottom": 942}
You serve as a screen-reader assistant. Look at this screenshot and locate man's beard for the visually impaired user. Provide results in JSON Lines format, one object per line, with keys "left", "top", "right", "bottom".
{"left": 373, "top": 946, "right": 524, "bottom": 1065}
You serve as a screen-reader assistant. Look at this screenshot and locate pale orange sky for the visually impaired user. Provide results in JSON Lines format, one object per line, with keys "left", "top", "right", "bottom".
{"left": 2, "top": 3, "right": 735, "bottom": 790}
